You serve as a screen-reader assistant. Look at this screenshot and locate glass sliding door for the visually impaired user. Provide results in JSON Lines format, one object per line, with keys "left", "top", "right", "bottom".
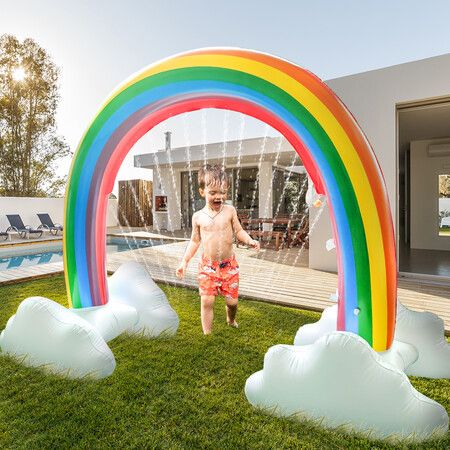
{"left": 233, "top": 167, "right": 259, "bottom": 218}
{"left": 181, "top": 168, "right": 234, "bottom": 228}
{"left": 181, "top": 171, "right": 202, "bottom": 229}
{"left": 182, "top": 167, "right": 260, "bottom": 225}
{"left": 439, "top": 174, "right": 450, "bottom": 236}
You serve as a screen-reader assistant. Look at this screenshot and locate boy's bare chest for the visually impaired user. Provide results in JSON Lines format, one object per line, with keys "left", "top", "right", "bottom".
{"left": 197, "top": 211, "right": 233, "bottom": 234}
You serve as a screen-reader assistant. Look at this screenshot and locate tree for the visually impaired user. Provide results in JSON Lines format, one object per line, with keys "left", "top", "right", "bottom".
{"left": 439, "top": 174, "right": 450, "bottom": 198}
{"left": 0, "top": 34, "right": 70, "bottom": 197}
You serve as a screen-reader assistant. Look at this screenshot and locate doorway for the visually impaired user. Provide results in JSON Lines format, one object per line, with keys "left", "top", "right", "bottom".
{"left": 397, "top": 100, "right": 450, "bottom": 280}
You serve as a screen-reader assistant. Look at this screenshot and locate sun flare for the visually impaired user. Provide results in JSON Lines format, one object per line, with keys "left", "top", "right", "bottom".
{"left": 12, "top": 66, "right": 26, "bottom": 82}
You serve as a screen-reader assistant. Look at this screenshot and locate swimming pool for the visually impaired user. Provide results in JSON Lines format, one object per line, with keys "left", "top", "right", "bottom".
{"left": 0, "top": 237, "right": 164, "bottom": 271}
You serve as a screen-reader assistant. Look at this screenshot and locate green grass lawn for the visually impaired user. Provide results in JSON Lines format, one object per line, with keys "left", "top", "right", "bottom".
{"left": 0, "top": 275, "right": 449, "bottom": 449}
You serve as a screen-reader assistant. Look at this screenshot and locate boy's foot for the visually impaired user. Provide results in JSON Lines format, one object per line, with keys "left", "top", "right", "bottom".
{"left": 227, "top": 321, "right": 239, "bottom": 328}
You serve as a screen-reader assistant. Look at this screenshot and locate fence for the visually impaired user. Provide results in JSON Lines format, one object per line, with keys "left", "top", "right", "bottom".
{"left": 118, "top": 180, "right": 153, "bottom": 227}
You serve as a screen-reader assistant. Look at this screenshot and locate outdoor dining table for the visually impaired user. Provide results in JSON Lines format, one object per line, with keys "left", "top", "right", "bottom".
{"left": 240, "top": 217, "right": 305, "bottom": 247}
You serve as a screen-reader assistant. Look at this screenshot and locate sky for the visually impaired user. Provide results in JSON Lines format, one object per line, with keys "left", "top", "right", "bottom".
{"left": 2, "top": 0, "right": 450, "bottom": 194}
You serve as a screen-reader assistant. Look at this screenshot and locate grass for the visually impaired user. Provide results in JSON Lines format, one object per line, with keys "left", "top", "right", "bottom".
{"left": 0, "top": 275, "right": 449, "bottom": 449}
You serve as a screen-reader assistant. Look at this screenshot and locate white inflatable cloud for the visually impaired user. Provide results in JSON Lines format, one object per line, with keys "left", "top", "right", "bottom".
{"left": 72, "top": 302, "right": 138, "bottom": 342}
{"left": 294, "top": 302, "right": 450, "bottom": 379}
{"left": 395, "top": 302, "right": 450, "bottom": 379}
{"left": 108, "top": 261, "right": 179, "bottom": 337}
{"left": 0, "top": 263, "right": 180, "bottom": 379}
{"left": 294, "top": 304, "right": 338, "bottom": 345}
{"left": 0, "top": 297, "right": 115, "bottom": 379}
{"left": 245, "top": 332, "right": 448, "bottom": 441}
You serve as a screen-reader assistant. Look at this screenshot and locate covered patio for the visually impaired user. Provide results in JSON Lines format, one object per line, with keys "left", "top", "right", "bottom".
{"left": 134, "top": 136, "right": 306, "bottom": 232}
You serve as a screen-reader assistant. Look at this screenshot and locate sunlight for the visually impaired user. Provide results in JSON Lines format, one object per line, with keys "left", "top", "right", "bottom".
{"left": 12, "top": 66, "right": 26, "bottom": 82}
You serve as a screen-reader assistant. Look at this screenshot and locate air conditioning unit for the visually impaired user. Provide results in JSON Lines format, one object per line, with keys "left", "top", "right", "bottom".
{"left": 427, "top": 142, "right": 450, "bottom": 157}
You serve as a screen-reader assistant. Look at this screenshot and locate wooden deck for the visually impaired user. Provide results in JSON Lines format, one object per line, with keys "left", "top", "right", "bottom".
{"left": 107, "top": 240, "right": 450, "bottom": 334}
{"left": 0, "top": 236, "right": 448, "bottom": 334}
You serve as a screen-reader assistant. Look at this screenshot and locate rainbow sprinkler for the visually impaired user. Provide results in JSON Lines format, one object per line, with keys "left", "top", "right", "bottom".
{"left": 1, "top": 49, "right": 448, "bottom": 442}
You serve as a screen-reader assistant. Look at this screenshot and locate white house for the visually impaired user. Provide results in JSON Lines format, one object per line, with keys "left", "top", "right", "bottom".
{"left": 135, "top": 53, "right": 450, "bottom": 283}
{"left": 135, "top": 135, "right": 305, "bottom": 230}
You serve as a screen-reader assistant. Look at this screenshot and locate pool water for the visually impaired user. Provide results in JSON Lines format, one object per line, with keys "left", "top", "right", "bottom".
{"left": 0, "top": 237, "right": 163, "bottom": 271}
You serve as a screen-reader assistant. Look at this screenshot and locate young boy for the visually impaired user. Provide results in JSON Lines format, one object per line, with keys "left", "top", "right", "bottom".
{"left": 176, "top": 164, "right": 260, "bottom": 334}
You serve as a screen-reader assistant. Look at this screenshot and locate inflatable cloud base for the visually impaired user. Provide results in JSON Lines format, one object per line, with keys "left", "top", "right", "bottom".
{"left": 0, "top": 262, "right": 179, "bottom": 379}
{"left": 0, "top": 296, "right": 116, "bottom": 379}
{"left": 294, "top": 302, "right": 450, "bottom": 378}
{"left": 245, "top": 333, "right": 448, "bottom": 442}
{"left": 245, "top": 302, "right": 450, "bottom": 441}
{"left": 107, "top": 262, "right": 179, "bottom": 337}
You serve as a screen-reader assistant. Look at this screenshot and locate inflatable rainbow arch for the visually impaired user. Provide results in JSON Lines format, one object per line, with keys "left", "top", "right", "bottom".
{"left": 64, "top": 48, "right": 396, "bottom": 351}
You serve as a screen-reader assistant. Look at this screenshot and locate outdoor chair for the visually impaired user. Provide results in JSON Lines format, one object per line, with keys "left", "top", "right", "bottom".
{"left": 246, "top": 230, "right": 284, "bottom": 251}
{"left": 37, "top": 213, "right": 63, "bottom": 235}
{"left": 6, "top": 214, "right": 43, "bottom": 239}
{"left": 0, "top": 231, "right": 8, "bottom": 241}
{"left": 272, "top": 220, "right": 289, "bottom": 243}
{"left": 290, "top": 217, "right": 310, "bottom": 249}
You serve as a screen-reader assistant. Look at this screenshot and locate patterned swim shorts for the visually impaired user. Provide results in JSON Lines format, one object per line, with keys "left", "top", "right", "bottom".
{"left": 198, "top": 254, "right": 240, "bottom": 299}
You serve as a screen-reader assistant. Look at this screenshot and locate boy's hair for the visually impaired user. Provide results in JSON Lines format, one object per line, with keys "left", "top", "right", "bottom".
{"left": 198, "top": 164, "right": 229, "bottom": 189}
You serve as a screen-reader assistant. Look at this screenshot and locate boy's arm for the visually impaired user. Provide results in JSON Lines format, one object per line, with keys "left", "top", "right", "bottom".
{"left": 182, "top": 214, "right": 201, "bottom": 265}
{"left": 176, "top": 214, "right": 201, "bottom": 278}
{"left": 231, "top": 208, "right": 260, "bottom": 250}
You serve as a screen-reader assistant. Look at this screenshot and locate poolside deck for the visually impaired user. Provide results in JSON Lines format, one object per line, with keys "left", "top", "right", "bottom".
{"left": 106, "top": 238, "right": 450, "bottom": 335}
{"left": 0, "top": 230, "right": 448, "bottom": 334}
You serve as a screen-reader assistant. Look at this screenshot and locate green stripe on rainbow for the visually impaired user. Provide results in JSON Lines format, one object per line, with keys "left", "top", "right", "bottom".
{"left": 63, "top": 48, "right": 396, "bottom": 351}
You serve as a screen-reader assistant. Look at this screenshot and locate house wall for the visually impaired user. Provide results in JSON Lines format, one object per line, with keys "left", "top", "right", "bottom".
{"left": 308, "top": 54, "right": 450, "bottom": 272}
{"left": 410, "top": 138, "right": 450, "bottom": 250}
{"left": 152, "top": 168, "right": 183, "bottom": 231}
{"left": 0, "top": 197, "right": 119, "bottom": 231}
{"left": 140, "top": 137, "right": 301, "bottom": 232}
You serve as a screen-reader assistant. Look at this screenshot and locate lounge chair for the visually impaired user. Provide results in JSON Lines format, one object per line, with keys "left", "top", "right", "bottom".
{"left": 0, "top": 231, "right": 8, "bottom": 241}
{"left": 6, "top": 214, "right": 43, "bottom": 239}
{"left": 37, "top": 213, "right": 63, "bottom": 235}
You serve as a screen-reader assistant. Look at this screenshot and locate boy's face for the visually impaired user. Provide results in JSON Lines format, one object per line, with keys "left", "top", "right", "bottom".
{"left": 200, "top": 181, "right": 228, "bottom": 211}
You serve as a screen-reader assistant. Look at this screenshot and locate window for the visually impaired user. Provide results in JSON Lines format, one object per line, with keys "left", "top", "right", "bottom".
{"left": 439, "top": 174, "right": 450, "bottom": 236}
{"left": 233, "top": 167, "right": 259, "bottom": 217}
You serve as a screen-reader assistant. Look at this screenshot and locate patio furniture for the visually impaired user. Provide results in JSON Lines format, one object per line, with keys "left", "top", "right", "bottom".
{"left": 247, "top": 230, "right": 284, "bottom": 251}
{"left": 289, "top": 217, "right": 310, "bottom": 248}
{"left": 240, "top": 218, "right": 263, "bottom": 231}
{"left": 0, "top": 231, "right": 8, "bottom": 241}
{"left": 240, "top": 218, "right": 287, "bottom": 250}
{"left": 37, "top": 213, "right": 64, "bottom": 235}
{"left": 6, "top": 214, "right": 43, "bottom": 239}
{"left": 242, "top": 217, "right": 305, "bottom": 247}
{"left": 272, "top": 217, "right": 290, "bottom": 244}
{"left": 272, "top": 218, "right": 306, "bottom": 247}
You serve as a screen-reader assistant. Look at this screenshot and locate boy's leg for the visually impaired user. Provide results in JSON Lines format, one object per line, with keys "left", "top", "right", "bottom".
{"left": 200, "top": 295, "right": 215, "bottom": 334}
{"left": 225, "top": 297, "right": 238, "bottom": 327}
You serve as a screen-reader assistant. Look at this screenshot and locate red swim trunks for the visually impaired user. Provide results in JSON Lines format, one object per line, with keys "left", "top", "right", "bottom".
{"left": 198, "top": 254, "right": 240, "bottom": 299}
